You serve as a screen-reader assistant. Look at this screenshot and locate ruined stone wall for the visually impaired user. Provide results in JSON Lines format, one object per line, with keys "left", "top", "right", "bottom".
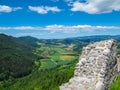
{"left": 60, "top": 39, "right": 118, "bottom": 90}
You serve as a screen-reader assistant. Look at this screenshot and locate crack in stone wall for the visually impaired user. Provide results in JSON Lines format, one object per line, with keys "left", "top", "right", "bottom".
{"left": 60, "top": 39, "right": 118, "bottom": 90}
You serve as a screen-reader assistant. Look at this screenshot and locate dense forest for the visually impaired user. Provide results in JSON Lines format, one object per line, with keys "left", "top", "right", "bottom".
{"left": 0, "top": 34, "right": 120, "bottom": 90}
{"left": 0, "top": 34, "right": 38, "bottom": 81}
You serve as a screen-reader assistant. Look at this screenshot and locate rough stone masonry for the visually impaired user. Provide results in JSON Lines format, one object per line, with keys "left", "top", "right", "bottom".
{"left": 60, "top": 39, "right": 118, "bottom": 90}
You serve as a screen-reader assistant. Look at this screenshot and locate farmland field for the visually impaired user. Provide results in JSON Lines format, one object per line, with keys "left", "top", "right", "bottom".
{"left": 35, "top": 42, "right": 79, "bottom": 70}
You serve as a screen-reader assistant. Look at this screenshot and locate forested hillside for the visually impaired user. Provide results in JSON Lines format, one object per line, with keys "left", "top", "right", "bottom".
{"left": 16, "top": 36, "right": 40, "bottom": 48}
{"left": 0, "top": 34, "right": 38, "bottom": 80}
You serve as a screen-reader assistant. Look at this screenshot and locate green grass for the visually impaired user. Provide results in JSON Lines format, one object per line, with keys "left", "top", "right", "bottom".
{"left": 39, "top": 55, "right": 78, "bottom": 70}
{"left": 109, "top": 75, "right": 120, "bottom": 90}
{"left": 40, "top": 59, "right": 57, "bottom": 70}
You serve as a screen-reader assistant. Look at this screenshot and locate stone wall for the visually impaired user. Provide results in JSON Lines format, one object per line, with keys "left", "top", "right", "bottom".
{"left": 60, "top": 39, "right": 118, "bottom": 90}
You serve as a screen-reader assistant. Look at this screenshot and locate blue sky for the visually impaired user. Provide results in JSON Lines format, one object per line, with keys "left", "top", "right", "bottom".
{"left": 0, "top": 0, "right": 120, "bottom": 39}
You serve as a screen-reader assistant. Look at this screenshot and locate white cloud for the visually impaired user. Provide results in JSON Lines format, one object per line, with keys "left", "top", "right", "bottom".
{"left": 0, "top": 25, "right": 120, "bottom": 33}
{"left": 28, "top": 6, "right": 61, "bottom": 14}
{"left": 0, "top": 26, "right": 42, "bottom": 30}
{"left": 70, "top": 0, "right": 120, "bottom": 14}
{"left": 13, "top": 7, "right": 22, "bottom": 11}
{"left": 0, "top": 5, "right": 22, "bottom": 13}
{"left": 44, "top": 25, "right": 120, "bottom": 33}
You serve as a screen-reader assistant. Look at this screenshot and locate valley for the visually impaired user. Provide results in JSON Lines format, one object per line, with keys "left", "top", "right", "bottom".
{"left": 0, "top": 34, "right": 120, "bottom": 90}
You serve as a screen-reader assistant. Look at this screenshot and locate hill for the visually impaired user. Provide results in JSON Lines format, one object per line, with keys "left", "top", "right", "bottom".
{"left": 68, "top": 35, "right": 120, "bottom": 42}
{"left": 0, "top": 34, "right": 38, "bottom": 80}
{"left": 16, "top": 36, "right": 40, "bottom": 47}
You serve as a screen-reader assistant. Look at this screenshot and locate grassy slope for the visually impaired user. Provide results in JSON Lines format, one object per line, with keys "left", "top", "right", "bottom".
{"left": 109, "top": 75, "right": 120, "bottom": 90}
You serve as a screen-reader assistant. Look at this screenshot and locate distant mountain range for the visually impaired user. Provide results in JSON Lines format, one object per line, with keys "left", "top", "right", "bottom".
{"left": 1, "top": 33, "right": 120, "bottom": 48}
{"left": 17, "top": 35, "right": 120, "bottom": 43}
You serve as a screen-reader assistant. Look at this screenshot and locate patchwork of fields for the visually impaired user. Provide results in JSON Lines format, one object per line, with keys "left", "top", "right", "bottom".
{"left": 35, "top": 42, "right": 79, "bottom": 70}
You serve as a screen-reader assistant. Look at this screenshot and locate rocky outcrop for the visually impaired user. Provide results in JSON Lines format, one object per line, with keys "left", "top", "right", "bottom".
{"left": 60, "top": 39, "right": 118, "bottom": 90}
